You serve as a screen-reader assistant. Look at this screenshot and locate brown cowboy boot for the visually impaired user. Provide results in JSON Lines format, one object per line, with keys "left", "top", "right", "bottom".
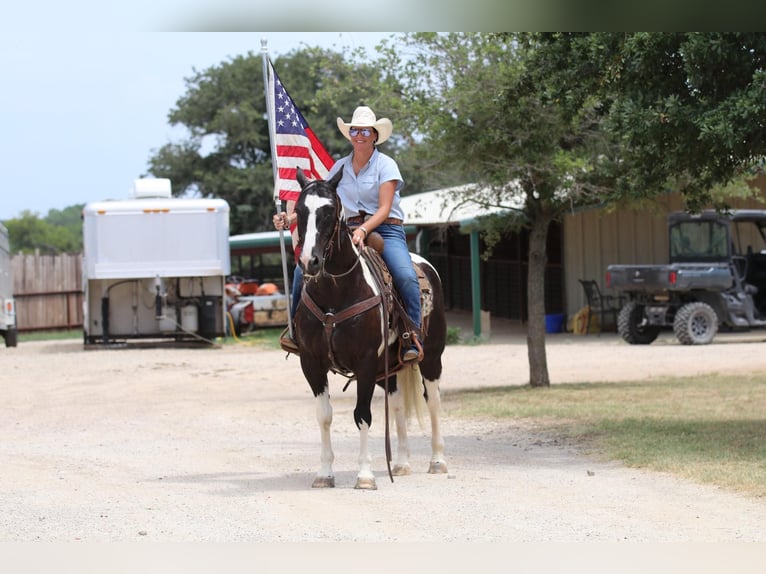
{"left": 402, "top": 346, "right": 419, "bottom": 362}
{"left": 401, "top": 331, "right": 422, "bottom": 363}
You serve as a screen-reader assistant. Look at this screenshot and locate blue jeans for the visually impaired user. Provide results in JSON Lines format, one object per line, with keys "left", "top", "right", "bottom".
{"left": 288, "top": 224, "right": 421, "bottom": 331}
{"left": 376, "top": 223, "right": 421, "bottom": 331}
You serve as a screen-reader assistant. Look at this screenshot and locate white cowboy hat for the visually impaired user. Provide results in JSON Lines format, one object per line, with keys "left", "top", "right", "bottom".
{"left": 336, "top": 106, "right": 393, "bottom": 145}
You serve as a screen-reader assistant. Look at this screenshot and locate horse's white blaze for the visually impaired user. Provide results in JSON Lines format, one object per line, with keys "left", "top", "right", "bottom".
{"left": 299, "top": 195, "right": 334, "bottom": 268}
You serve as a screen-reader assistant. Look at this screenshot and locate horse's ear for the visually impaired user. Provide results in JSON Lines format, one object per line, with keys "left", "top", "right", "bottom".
{"left": 296, "top": 167, "right": 309, "bottom": 189}
{"left": 328, "top": 169, "right": 343, "bottom": 189}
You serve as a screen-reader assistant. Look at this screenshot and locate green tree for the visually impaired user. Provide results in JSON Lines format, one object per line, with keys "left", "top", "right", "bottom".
{"left": 4, "top": 207, "right": 83, "bottom": 254}
{"left": 542, "top": 33, "right": 766, "bottom": 210}
{"left": 45, "top": 205, "right": 85, "bottom": 242}
{"left": 382, "top": 33, "right": 620, "bottom": 387}
{"left": 147, "top": 46, "right": 409, "bottom": 235}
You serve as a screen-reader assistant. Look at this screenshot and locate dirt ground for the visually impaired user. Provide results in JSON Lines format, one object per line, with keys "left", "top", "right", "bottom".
{"left": 2, "top": 317, "right": 766, "bottom": 542}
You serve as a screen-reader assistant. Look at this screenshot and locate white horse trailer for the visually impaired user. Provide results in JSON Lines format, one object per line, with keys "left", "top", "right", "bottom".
{"left": 82, "top": 179, "right": 231, "bottom": 346}
{"left": 0, "top": 222, "right": 18, "bottom": 347}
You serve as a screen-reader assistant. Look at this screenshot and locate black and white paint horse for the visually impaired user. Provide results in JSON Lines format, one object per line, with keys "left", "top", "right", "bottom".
{"left": 292, "top": 168, "right": 448, "bottom": 489}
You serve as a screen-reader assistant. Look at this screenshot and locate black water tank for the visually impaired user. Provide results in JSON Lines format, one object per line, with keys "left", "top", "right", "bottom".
{"left": 198, "top": 296, "right": 221, "bottom": 340}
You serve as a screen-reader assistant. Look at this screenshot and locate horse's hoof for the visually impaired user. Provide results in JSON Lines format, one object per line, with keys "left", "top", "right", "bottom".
{"left": 392, "top": 464, "right": 412, "bottom": 476}
{"left": 354, "top": 477, "right": 378, "bottom": 490}
{"left": 428, "top": 461, "right": 448, "bottom": 474}
{"left": 312, "top": 476, "right": 336, "bottom": 488}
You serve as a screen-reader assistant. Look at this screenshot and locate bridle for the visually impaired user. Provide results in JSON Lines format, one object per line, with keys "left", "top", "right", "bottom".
{"left": 300, "top": 187, "right": 362, "bottom": 281}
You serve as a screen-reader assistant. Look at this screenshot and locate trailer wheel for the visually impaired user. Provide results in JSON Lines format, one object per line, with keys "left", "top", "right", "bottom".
{"left": 4, "top": 328, "right": 18, "bottom": 348}
{"left": 673, "top": 301, "right": 717, "bottom": 345}
{"left": 617, "top": 301, "right": 661, "bottom": 345}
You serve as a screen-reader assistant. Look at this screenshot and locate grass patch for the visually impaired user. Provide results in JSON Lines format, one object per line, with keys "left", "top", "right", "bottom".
{"left": 446, "top": 326, "right": 461, "bottom": 345}
{"left": 19, "top": 329, "right": 82, "bottom": 342}
{"left": 16, "top": 327, "right": 286, "bottom": 349}
{"left": 224, "top": 327, "right": 283, "bottom": 350}
{"left": 445, "top": 374, "right": 766, "bottom": 498}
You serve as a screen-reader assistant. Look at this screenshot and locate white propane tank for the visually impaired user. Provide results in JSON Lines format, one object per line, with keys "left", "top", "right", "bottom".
{"left": 181, "top": 304, "right": 199, "bottom": 333}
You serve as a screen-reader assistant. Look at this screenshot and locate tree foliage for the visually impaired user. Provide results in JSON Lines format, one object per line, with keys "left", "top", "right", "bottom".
{"left": 539, "top": 33, "right": 766, "bottom": 210}
{"left": 381, "top": 34, "right": 624, "bottom": 225}
{"left": 3, "top": 205, "right": 84, "bottom": 254}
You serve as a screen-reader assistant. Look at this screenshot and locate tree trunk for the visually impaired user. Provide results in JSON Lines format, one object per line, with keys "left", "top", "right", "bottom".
{"left": 526, "top": 213, "right": 552, "bottom": 387}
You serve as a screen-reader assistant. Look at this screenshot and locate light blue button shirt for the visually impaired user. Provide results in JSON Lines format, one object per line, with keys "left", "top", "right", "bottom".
{"left": 327, "top": 149, "right": 405, "bottom": 221}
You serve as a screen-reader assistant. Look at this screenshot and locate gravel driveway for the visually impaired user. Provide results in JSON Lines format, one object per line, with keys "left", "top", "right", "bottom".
{"left": 2, "top": 325, "right": 766, "bottom": 542}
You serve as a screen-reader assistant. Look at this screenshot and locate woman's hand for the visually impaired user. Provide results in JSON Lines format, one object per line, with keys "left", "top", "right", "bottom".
{"left": 273, "top": 211, "right": 290, "bottom": 231}
{"left": 352, "top": 226, "right": 368, "bottom": 246}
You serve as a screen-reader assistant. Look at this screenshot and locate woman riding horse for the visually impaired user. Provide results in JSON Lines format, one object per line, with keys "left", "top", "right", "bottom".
{"left": 274, "top": 106, "right": 422, "bottom": 363}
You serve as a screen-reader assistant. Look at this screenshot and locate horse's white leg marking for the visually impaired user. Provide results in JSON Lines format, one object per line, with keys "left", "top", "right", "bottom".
{"left": 390, "top": 388, "right": 412, "bottom": 476}
{"left": 299, "top": 195, "right": 333, "bottom": 269}
{"left": 312, "top": 391, "right": 336, "bottom": 488}
{"left": 355, "top": 421, "right": 377, "bottom": 490}
{"left": 424, "top": 378, "right": 448, "bottom": 474}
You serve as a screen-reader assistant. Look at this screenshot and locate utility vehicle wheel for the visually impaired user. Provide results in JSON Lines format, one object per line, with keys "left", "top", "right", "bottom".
{"left": 673, "top": 301, "right": 717, "bottom": 345}
{"left": 617, "top": 301, "right": 661, "bottom": 345}
{"left": 4, "top": 328, "right": 18, "bottom": 348}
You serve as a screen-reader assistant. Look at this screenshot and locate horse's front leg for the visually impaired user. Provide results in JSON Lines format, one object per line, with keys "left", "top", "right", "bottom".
{"left": 355, "top": 420, "right": 376, "bottom": 490}
{"left": 312, "top": 389, "right": 335, "bottom": 488}
{"left": 354, "top": 376, "right": 378, "bottom": 490}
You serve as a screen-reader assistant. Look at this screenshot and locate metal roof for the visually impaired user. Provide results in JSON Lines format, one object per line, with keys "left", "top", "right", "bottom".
{"left": 400, "top": 184, "right": 513, "bottom": 228}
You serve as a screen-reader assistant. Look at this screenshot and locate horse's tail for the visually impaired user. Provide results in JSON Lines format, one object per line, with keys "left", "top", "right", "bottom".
{"left": 397, "top": 363, "right": 427, "bottom": 430}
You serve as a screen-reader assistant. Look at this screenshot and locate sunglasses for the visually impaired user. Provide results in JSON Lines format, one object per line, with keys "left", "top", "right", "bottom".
{"left": 349, "top": 127, "right": 374, "bottom": 137}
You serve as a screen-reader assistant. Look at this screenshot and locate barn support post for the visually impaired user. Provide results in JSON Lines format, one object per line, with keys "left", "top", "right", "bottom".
{"left": 470, "top": 230, "right": 482, "bottom": 338}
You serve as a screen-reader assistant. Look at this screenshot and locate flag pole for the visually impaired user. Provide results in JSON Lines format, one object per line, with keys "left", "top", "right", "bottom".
{"left": 261, "top": 38, "right": 294, "bottom": 340}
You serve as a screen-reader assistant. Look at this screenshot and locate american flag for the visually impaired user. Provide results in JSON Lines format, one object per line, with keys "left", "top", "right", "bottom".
{"left": 266, "top": 60, "right": 334, "bottom": 203}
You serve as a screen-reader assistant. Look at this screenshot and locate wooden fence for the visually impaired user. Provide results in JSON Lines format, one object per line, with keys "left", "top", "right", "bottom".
{"left": 11, "top": 252, "right": 83, "bottom": 332}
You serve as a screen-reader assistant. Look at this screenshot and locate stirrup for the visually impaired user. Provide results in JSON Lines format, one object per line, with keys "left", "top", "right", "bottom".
{"left": 279, "top": 327, "right": 300, "bottom": 354}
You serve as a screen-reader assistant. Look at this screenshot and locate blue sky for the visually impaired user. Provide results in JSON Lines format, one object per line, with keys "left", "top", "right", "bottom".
{"left": 0, "top": 31, "right": 393, "bottom": 220}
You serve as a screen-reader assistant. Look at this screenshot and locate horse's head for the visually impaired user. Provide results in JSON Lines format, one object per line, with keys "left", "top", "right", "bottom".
{"left": 295, "top": 168, "right": 345, "bottom": 276}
